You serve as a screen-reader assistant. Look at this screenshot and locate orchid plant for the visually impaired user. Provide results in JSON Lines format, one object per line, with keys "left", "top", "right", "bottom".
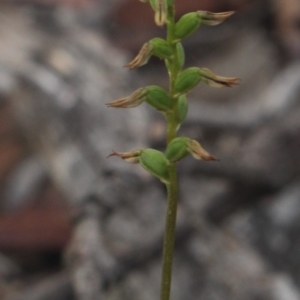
{"left": 107, "top": 1, "right": 238, "bottom": 299}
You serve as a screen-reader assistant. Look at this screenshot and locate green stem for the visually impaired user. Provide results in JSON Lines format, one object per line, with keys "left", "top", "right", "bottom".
{"left": 160, "top": 164, "right": 178, "bottom": 300}
{"left": 160, "top": 2, "right": 179, "bottom": 300}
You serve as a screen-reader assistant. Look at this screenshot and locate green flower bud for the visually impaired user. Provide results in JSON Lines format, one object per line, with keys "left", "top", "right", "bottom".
{"left": 150, "top": 38, "right": 173, "bottom": 59}
{"left": 177, "top": 95, "right": 188, "bottom": 124}
{"left": 145, "top": 85, "right": 173, "bottom": 112}
{"left": 106, "top": 86, "right": 172, "bottom": 112}
{"left": 165, "top": 137, "right": 218, "bottom": 163}
{"left": 174, "top": 12, "right": 201, "bottom": 41}
{"left": 174, "top": 67, "right": 202, "bottom": 96}
{"left": 165, "top": 137, "right": 189, "bottom": 163}
{"left": 176, "top": 43, "right": 185, "bottom": 70}
{"left": 139, "top": 149, "right": 170, "bottom": 183}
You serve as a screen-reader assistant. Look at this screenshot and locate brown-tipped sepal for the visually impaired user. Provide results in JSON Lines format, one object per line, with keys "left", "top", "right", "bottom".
{"left": 165, "top": 137, "right": 218, "bottom": 163}
{"left": 107, "top": 150, "right": 142, "bottom": 164}
{"left": 139, "top": 149, "right": 170, "bottom": 183}
{"left": 149, "top": 0, "right": 168, "bottom": 26}
{"left": 187, "top": 139, "right": 219, "bottom": 161}
{"left": 125, "top": 38, "right": 173, "bottom": 69}
{"left": 106, "top": 86, "right": 172, "bottom": 111}
{"left": 106, "top": 88, "right": 147, "bottom": 108}
{"left": 174, "top": 67, "right": 202, "bottom": 96}
{"left": 198, "top": 11, "right": 235, "bottom": 26}
{"left": 174, "top": 11, "right": 235, "bottom": 41}
{"left": 125, "top": 43, "right": 153, "bottom": 69}
{"left": 199, "top": 68, "right": 239, "bottom": 88}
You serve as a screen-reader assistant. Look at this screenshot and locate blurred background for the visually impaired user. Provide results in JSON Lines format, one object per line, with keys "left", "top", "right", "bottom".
{"left": 1, "top": 0, "right": 300, "bottom": 299}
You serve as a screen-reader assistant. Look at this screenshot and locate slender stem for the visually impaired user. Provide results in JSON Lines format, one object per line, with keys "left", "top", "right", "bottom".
{"left": 160, "top": 2, "right": 179, "bottom": 300}
{"left": 160, "top": 165, "right": 178, "bottom": 300}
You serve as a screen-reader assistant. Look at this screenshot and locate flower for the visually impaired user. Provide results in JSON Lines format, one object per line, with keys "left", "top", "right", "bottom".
{"left": 106, "top": 86, "right": 172, "bottom": 112}
{"left": 165, "top": 137, "right": 218, "bottom": 162}
{"left": 125, "top": 38, "right": 172, "bottom": 69}
{"left": 108, "top": 148, "right": 170, "bottom": 183}
{"left": 174, "top": 11, "right": 235, "bottom": 40}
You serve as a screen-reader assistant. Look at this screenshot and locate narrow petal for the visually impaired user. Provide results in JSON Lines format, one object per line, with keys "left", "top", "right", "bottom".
{"left": 198, "top": 11, "right": 235, "bottom": 26}
{"left": 107, "top": 150, "right": 141, "bottom": 164}
{"left": 187, "top": 140, "right": 219, "bottom": 161}
{"left": 125, "top": 43, "right": 153, "bottom": 69}
{"left": 106, "top": 88, "right": 146, "bottom": 108}
{"left": 200, "top": 68, "right": 239, "bottom": 88}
